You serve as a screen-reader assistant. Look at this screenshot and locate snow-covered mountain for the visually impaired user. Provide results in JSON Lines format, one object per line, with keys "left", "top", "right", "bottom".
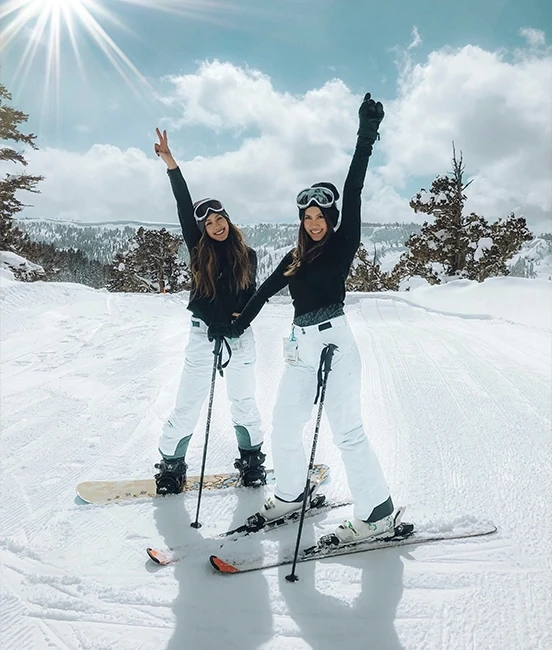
{"left": 508, "top": 236, "right": 552, "bottom": 280}
{"left": 16, "top": 218, "right": 552, "bottom": 281}
{"left": 17, "top": 218, "right": 422, "bottom": 280}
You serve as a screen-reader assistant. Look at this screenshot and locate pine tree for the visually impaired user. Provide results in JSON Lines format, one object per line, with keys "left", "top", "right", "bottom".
{"left": 346, "top": 243, "right": 399, "bottom": 292}
{"left": 393, "top": 145, "right": 532, "bottom": 284}
{"left": 108, "top": 227, "right": 191, "bottom": 293}
{"left": 12, "top": 238, "right": 111, "bottom": 287}
{"left": 0, "top": 82, "right": 44, "bottom": 251}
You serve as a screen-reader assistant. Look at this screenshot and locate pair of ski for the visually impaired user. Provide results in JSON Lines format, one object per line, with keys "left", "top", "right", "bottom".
{"left": 146, "top": 493, "right": 352, "bottom": 567}
{"left": 76, "top": 465, "right": 497, "bottom": 575}
{"left": 148, "top": 502, "right": 496, "bottom": 574}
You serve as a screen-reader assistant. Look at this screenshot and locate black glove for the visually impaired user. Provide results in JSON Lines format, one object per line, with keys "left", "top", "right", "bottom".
{"left": 207, "top": 321, "right": 243, "bottom": 341}
{"left": 357, "top": 92, "right": 384, "bottom": 145}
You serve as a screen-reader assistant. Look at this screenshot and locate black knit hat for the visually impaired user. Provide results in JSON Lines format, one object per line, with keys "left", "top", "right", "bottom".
{"left": 298, "top": 182, "right": 341, "bottom": 230}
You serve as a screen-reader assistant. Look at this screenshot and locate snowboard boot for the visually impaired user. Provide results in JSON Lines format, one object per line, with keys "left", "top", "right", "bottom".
{"left": 234, "top": 447, "right": 267, "bottom": 487}
{"left": 154, "top": 457, "right": 188, "bottom": 495}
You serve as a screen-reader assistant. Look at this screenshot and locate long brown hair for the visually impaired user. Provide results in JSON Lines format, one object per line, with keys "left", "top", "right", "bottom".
{"left": 284, "top": 219, "right": 331, "bottom": 277}
{"left": 191, "top": 217, "right": 252, "bottom": 299}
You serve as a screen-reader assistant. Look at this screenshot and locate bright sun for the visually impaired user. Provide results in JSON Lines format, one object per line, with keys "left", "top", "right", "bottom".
{"left": 0, "top": 0, "right": 150, "bottom": 100}
{"left": 1, "top": 0, "right": 236, "bottom": 111}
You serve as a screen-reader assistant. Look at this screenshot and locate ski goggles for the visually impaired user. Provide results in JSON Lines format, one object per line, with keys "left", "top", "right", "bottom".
{"left": 193, "top": 198, "right": 226, "bottom": 222}
{"left": 296, "top": 186, "right": 336, "bottom": 209}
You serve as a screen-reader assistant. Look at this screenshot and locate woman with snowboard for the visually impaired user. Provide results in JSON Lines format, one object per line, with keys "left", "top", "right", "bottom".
{"left": 208, "top": 94, "right": 395, "bottom": 543}
{"left": 153, "top": 128, "right": 265, "bottom": 495}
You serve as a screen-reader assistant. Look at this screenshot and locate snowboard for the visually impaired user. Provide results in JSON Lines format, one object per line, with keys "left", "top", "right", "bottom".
{"left": 209, "top": 520, "right": 498, "bottom": 574}
{"left": 76, "top": 463, "right": 330, "bottom": 504}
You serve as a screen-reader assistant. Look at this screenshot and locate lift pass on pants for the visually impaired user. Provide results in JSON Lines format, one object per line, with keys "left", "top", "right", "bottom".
{"left": 283, "top": 334, "right": 298, "bottom": 362}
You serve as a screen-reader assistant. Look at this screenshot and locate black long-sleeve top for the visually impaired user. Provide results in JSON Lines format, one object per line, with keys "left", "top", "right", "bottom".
{"left": 167, "top": 167, "right": 257, "bottom": 327}
{"left": 234, "top": 139, "right": 373, "bottom": 330}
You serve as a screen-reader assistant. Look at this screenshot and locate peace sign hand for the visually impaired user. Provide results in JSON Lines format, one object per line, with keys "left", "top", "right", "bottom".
{"left": 154, "top": 128, "right": 177, "bottom": 169}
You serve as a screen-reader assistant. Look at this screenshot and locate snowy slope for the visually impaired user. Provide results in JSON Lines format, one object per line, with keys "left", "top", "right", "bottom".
{"left": 1, "top": 278, "right": 551, "bottom": 650}
{"left": 508, "top": 237, "right": 552, "bottom": 279}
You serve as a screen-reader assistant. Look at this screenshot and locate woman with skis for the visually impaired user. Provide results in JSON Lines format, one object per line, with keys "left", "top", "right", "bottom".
{"left": 208, "top": 94, "right": 395, "bottom": 543}
{"left": 153, "top": 128, "right": 265, "bottom": 495}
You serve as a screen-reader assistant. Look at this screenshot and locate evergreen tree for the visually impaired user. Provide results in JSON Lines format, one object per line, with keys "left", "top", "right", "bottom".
{"left": 108, "top": 227, "right": 191, "bottom": 293}
{"left": 13, "top": 237, "right": 111, "bottom": 287}
{"left": 346, "top": 243, "right": 399, "bottom": 292}
{"left": 394, "top": 145, "right": 532, "bottom": 284}
{"left": 0, "top": 82, "right": 43, "bottom": 252}
{"left": 17, "top": 239, "right": 59, "bottom": 279}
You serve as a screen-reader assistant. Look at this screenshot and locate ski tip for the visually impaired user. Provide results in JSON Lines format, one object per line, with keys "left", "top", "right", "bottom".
{"left": 209, "top": 555, "right": 240, "bottom": 573}
{"left": 147, "top": 548, "right": 169, "bottom": 565}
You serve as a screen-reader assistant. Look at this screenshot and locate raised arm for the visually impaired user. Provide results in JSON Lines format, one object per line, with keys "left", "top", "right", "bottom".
{"left": 154, "top": 128, "right": 200, "bottom": 252}
{"left": 209, "top": 251, "right": 294, "bottom": 339}
{"left": 338, "top": 93, "right": 384, "bottom": 260}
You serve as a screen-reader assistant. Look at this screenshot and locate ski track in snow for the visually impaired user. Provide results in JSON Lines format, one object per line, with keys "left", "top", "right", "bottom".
{"left": 1, "top": 281, "right": 551, "bottom": 650}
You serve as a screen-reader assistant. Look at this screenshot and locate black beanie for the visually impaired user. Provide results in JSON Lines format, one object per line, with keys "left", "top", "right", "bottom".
{"left": 298, "top": 182, "right": 341, "bottom": 230}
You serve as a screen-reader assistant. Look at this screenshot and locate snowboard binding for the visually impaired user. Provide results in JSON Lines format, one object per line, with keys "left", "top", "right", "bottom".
{"left": 154, "top": 457, "right": 188, "bottom": 495}
{"left": 234, "top": 448, "right": 267, "bottom": 487}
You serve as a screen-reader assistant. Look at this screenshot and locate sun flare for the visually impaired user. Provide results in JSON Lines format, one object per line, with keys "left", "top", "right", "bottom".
{"left": 1, "top": 0, "right": 153, "bottom": 105}
{"left": 1, "top": 0, "right": 245, "bottom": 120}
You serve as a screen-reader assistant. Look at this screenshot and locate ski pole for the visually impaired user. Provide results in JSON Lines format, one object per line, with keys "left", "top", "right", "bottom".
{"left": 191, "top": 336, "right": 225, "bottom": 529}
{"left": 285, "top": 343, "right": 337, "bottom": 582}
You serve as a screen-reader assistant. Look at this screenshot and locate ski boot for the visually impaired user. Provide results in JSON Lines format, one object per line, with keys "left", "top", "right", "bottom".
{"left": 329, "top": 496, "right": 396, "bottom": 544}
{"left": 154, "top": 457, "right": 188, "bottom": 495}
{"left": 332, "top": 514, "right": 395, "bottom": 544}
{"left": 245, "top": 482, "right": 324, "bottom": 531}
{"left": 234, "top": 447, "right": 267, "bottom": 487}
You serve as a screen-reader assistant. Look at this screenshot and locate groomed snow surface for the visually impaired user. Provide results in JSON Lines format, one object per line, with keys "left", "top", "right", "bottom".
{"left": 1, "top": 277, "right": 551, "bottom": 650}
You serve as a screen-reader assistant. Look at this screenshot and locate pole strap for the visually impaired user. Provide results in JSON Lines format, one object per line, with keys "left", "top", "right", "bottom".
{"left": 214, "top": 336, "right": 232, "bottom": 376}
{"left": 314, "top": 343, "right": 338, "bottom": 404}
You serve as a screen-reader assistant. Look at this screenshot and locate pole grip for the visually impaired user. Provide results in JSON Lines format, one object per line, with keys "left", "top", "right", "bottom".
{"left": 213, "top": 336, "right": 223, "bottom": 356}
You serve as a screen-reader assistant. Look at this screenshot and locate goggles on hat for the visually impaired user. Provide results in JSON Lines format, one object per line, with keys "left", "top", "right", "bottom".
{"left": 193, "top": 198, "right": 226, "bottom": 222}
{"left": 296, "top": 186, "right": 336, "bottom": 209}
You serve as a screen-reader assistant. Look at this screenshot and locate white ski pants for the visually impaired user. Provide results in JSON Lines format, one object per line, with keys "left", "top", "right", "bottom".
{"left": 158, "top": 317, "right": 263, "bottom": 458}
{"left": 272, "top": 314, "right": 390, "bottom": 520}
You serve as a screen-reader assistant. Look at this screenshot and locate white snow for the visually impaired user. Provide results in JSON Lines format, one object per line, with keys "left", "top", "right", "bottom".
{"left": 0, "top": 250, "right": 44, "bottom": 281}
{"left": 473, "top": 237, "right": 494, "bottom": 261}
{"left": 1, "top": 279, "right": 551, "bottom": 650}
{"left": 509, "top": 237, "right": 552, "bottom": 279}
{"left": 416, "top": 191, "right": 432, "bottom": 205}
{"left": 389, "top": 277, "right": 552, "bottom": 330}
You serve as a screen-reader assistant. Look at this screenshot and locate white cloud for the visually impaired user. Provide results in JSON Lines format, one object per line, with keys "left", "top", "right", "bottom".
{"left": 380, "top": 42, "right": 552, "bottom": 229}
{"left": 160, "top": 60, "right": 358, "bottom": 145}
{"left": 520, "top": 27, "right": 546, "bottom": 48}
{"left": 23, "top": 63, "right": 364, "bottom": 226}
{"left": 408, "top": 26, "right": 422, "bottom": 50}
{"left": 19, "top": 40, "right": 552, "bottom": 232}
{"left": 23, "top": 145, "right": 172, "bottom": 223}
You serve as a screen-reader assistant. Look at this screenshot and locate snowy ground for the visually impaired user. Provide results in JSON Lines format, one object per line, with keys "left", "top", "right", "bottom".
{"left": 1, "top": 277, "right": 551, "bottom": 650}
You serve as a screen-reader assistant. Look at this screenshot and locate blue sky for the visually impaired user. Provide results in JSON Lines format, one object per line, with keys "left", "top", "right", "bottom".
{"left": 2, "top": 0, "right": 551, "bottom": 230}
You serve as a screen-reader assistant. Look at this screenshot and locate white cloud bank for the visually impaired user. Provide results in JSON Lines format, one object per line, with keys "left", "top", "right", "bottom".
{"left": 20, "top": 32, "right": 552, "bottom": 232}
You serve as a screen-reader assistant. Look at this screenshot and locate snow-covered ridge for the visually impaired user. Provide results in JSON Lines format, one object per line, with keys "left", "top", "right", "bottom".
{"left": 357, "top": 277, "right": 552, "bottom": 331}
{"left": 17, "top": 217, "right": 181, "bottom": 229}
{"left": 3, "top": 275, "right": 550, "bottom": 332}
{"left": 17, "top": 218, "right": 552, "bottom": 281}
